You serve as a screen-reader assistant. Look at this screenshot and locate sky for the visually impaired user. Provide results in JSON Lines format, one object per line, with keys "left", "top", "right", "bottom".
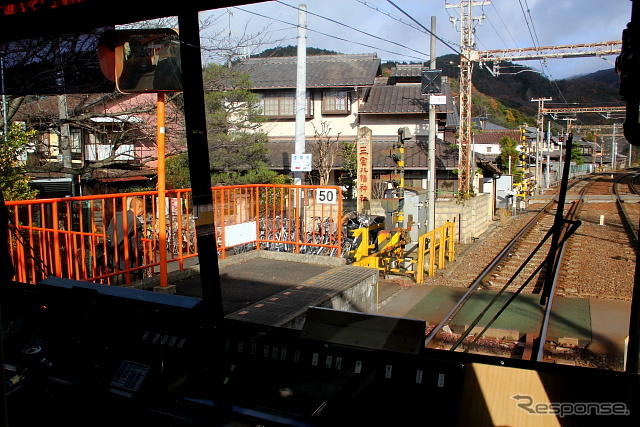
{"left": 198, "top": 0, "right": 631, "bottom": 80}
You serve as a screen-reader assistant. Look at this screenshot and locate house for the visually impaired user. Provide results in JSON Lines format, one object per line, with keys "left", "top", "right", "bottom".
{"left": 13, "top": 93, "right": 184, "bottom": 196}
{"left": 471, "top": 129, "right": 521, "bottom": 159}
{"left": 233, "top": 56, "right": 460, "bottom": 195}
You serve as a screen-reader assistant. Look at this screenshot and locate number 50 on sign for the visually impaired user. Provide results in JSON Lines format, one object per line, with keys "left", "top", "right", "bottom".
{"left": 316, "top": 189, "right": 337, "bottom": 204}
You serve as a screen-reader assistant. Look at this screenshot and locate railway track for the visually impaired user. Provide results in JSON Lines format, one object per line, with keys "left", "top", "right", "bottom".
{"left": 425, "top": 172, "right": 637, "bottom": 366}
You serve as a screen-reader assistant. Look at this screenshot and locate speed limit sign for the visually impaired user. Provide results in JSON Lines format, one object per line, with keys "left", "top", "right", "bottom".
{"left": 316, "top": 188, "right": 337, "bottom": 204}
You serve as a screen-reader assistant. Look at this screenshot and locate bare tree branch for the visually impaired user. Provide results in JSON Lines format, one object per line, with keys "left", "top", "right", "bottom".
{"left": 310, "top": 121, "right": 341, "bottom": 186}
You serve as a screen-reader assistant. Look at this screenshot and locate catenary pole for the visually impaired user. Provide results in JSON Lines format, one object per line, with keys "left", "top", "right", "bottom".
{"left": 428, "top": 16, "right": 437, "bottom": 231}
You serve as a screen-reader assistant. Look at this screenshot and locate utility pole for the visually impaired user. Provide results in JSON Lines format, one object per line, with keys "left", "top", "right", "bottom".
{"left": 427, "top": 15, "right": 436, "bottom": 231}
{"left": 531, "top": 97, "right": 552, "bottom": 194}
{"left": 294, "top": 3, "right": 307, "bottom": 186}
{"left": 446, "top": 0, "right": 490, "bottom": 195}
{"left": 560, "top": 118, "right": 575, "bottom": 180}
{"left": 612, "top": 123, "right": 617, "bottom": 169}
{"left": 57, "top": 94, "right": 74, "bottom": 196}
{"left": 1, "top": 57, "right": 7, "bottom": 141}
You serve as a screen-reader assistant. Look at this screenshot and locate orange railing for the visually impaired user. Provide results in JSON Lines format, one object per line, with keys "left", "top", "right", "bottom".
{"left": 6, "top": 184, "right": 342, "bottom": 286}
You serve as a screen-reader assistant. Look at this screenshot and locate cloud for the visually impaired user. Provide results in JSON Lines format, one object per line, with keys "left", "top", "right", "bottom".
{"left": 213, "top": 0, "right": 630, "bottom": 79}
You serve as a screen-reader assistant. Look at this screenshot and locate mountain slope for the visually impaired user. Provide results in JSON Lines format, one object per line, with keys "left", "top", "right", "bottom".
{"left": 437, "top": 54, "right": 622, "bottom": 126}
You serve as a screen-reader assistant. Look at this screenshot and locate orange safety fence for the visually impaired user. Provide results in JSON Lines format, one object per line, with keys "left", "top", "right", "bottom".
{"left": 6, "top": 184, "right": 342, "bottom": 286}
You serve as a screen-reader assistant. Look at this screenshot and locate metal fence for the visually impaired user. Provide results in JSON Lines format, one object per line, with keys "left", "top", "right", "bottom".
{"left": 6, "top": 184, "right": 342, "bottom": 285}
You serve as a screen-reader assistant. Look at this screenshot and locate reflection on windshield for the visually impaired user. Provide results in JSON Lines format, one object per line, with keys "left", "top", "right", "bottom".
{"left": 0, "top": 27, "right": 114, "bottom": 95}
{"left": 117, "top": 31, "right": 182, "bottom": 92}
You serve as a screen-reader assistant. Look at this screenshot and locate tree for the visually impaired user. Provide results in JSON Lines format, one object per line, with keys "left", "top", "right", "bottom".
{"left": 18, "top": 93, "right": 180, "bottom": 178}
{"left": 498, "top": 136, "right": 519, "bottom": 174}
{"left": 310, "top": 121, "right": 341, "bottom": 186}
{"left": 252, "top": 45, "right": 340, "bottom": 58}
{"left": 339, "top": 141, "right": 357, "bottom": 199}
{"left": 166, "top": 153, "right": 191, "bottom": 189}
{"left": 571, "top": 145, "right": 584, "bottom": 165}
{"left": 203, "top": 63, "right": 269, "bottom": 179}
{"left": 0, "top": 124, "right": 38, "bottom": 200}
{"left": 212, "top": 166, "right": 291, "bottom": 185}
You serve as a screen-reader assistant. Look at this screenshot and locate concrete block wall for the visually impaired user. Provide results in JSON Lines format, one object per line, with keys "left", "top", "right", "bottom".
{"left": 434, "top": 193, "right": 492, "bottom": 244}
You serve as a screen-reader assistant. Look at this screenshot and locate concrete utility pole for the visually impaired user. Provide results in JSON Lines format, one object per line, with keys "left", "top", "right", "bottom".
{"left": 446, "top": 0, "right": 490, "bottom": 195}
{"left": 546, "top": 120, "right": 551, "bottom": 187}
{"left": 1, "top": 57, "right": 7, "bottom": 141}
{"left": 531, "top": 97, "right": 552, "bottom": 194}
{"left": 612, "top": 123, "right": 617, "bottom": 169}
{"left": 427, "top": 15, "right": 436, "bottom": 231}
{"left": 57, "top": 94, "right": 74, "bottom": 196}
{"left": 294, "top": 3, "right": 307, "bottom": 186}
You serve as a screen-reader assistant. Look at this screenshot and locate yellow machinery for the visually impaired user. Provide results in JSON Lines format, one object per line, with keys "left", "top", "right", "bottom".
{"left": 351, "top": 221, "right": 456, "bottom": 283}
{"left": 351, "top": 225, "right": 412, "bottom": 278}
{"left": 350, "top": 126, "right": 456, "bottom": 282}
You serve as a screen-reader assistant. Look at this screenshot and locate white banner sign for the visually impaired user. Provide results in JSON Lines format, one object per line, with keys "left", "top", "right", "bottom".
{"left": 224, "top": 221, "right": 257, "bottom": 247}
{"left": 291, "top": 153, "right": 312, "bottom": 171}
{"left": 429, "top": 95, "right": 447, "bottom": 105}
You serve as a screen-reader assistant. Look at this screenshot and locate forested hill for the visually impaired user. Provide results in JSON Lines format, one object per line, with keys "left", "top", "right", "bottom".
{"left": 438, "top": 54, "right": 622, "bottom": 117}
{"left": 252, "top": 45, "right": 340, "bottom": 57}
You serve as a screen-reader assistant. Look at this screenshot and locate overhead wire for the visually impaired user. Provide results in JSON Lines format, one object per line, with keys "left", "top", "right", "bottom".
{"left": 517, "top": 0, "right": 568, "bottom": 103}
{"left": 276, "top": 0, "right": 429, "bottom": 58}
{"left": 485, "top": 15, "right": 509, "bottom": 49}
{"left": 384, "top": 0, "right": 470, "bottom": 60}
{"left": 491, "top": 2, "right": 519, "bottom": 48}
{"left": 355, "top": 0, "right": 462, "bottom": 49}
{"left": 232, "top": 6, "right": 427, "bottom": 61}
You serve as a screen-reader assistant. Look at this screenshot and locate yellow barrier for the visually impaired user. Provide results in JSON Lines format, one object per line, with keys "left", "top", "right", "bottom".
{"left": 415, "top": 222, "right": 455, "bottom": 283}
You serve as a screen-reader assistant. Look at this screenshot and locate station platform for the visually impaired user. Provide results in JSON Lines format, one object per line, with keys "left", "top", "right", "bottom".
{"left": 143, "top": 251, "right": 379, "bottom": 329}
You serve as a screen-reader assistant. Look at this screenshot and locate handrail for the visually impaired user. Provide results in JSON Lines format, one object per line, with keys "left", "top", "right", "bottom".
{"left": 6, "top": 184, "right": 343, "bottom": 286}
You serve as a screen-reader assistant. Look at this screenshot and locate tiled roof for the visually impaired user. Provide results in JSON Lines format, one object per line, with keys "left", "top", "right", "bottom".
{"left": 360, "top": 78, "right": 458, "bottom": 119}
{"left": 392, "top": 64, "right": 423, "bottom": 78}
{"left": 473, "top": 130, "right": 521, "bottom": 144}
{"left": 233, "top": 54, "right": 380, "bottom": 89}
{"left": 265, "top": 138, "right": 458, "bottom": 171}
{"left": 359, "top": 84, "right": 428, "bottom": 114}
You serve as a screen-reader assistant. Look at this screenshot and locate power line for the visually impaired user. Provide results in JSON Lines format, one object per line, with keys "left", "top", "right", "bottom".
{"left": 232, "top": 6, "right": 427, "bottom": 61}
{"left": 355, "top": 1, "right": 427, "bottom": 36}
{"left": 384, "top": 0, "right": 469, "bottom": 60}
{"left": 356, "top": 0, "right": 462, "bottom": 49}
{"left": 523, "top": 0, "right": 543, "bottom": 49}
{"left": 491, "top": 2, "right": 519, "bottom": 48}
{"left": 517, "top": 0, "right": 538, "bottom": 55}
{"left": 276, "top": 1, "right": 429, "bottom": 58}
{"left": 485, "top": 15, "right": 509, "bottom": 49}
{"left": 516, "top": 0, "right": 568, "bottom": 103}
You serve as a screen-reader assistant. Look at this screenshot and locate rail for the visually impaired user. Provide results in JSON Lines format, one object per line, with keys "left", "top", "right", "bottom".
{"left": 423, "top": 198, "right": 555, "bottom": 346}
{"left": 614, "top": 173, "right": 639, "bottom": 245}
{"left": 6, "top": 184, "right": 342, "bottom": 286}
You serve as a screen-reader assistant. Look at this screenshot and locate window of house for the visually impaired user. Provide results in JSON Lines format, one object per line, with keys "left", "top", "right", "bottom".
{"left": 322, "top": 90, "right": 350, "bottom": 114}
{"left": 259, "top": 90, "right": 313, "bottom": 117}
{"left": 44, "top": 132, "right": 59, "bottom": 157}
{"left": 486, "top": 146, "right": 492, "bottom": 153}
{"left": 70, "top": 128, "right": 82, "bottom": 154}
